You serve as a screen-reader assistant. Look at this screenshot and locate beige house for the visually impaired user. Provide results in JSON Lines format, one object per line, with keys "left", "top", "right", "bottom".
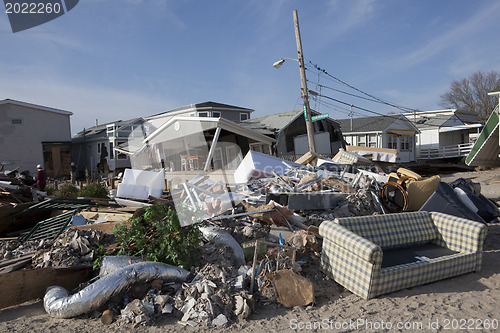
{"left": 0, "top": 99, "right": 72, "bottom": 178}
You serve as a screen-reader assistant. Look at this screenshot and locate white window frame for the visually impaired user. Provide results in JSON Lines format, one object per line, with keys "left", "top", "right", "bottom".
{"left": 198, "top": 112, "right": 208, "bottom": 117}
{"left": 212, "top": 111, "right": 221, "bottom": 118}
{"left": 400, "top": 135, "right": 412, "bottom": 151}
{"left": 368, "top": 134, "right": 377, "bottom": 147}
{"left": 387, "top": 134, "right": 397, "bottom": 149}
{"left": 240, "top": 113, "right": 248, "bottom": 121}
{"left": 358, "top": 134, "right": 366, "bottom": 147}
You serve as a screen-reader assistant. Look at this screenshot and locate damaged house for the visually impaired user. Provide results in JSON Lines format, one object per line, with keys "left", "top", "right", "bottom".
{"left": 241, "top": 109, "right": 345, "bottom": 158}
{"left": 0, "top": 99, "right": 73, "bottom": 178}
{"left": 119, "top": 115, "right": 275, "bottom": 188}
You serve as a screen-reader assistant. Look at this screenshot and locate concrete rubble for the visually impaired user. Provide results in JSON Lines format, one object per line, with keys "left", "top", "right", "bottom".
{"left": 3, "top": 150, "right": 498, "bottom": 328}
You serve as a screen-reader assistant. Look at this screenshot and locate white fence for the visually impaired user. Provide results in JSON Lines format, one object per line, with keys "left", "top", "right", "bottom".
{"left": 417, "top": 143, "right": 473, "bottom": 160}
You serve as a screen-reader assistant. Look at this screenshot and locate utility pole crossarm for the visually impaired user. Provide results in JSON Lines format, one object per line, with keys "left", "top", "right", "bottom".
{"left": 293, "top": 10, "right": 316, "bottom": 153}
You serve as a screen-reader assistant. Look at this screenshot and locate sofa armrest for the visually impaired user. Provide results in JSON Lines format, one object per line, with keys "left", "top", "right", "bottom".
{"left": 319, "top": 221, "right": 382, "bottom": 263}
{"left": 430, "top": 212, "right": 487, "bottom": 253}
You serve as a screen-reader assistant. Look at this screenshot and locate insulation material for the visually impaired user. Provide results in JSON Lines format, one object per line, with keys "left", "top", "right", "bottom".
{"left": 199, "top": 226, "right": 246, "bottom": 267}
{"left": 44, "top": 262, "right": 190, "bottom": 318}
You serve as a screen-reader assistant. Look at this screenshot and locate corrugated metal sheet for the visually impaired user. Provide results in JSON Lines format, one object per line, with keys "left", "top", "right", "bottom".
{"left": 18, "top": 210, "right": 76, "bottom": 242}
{"left": 17, "top": 198, "right": 96, "bottom": 215}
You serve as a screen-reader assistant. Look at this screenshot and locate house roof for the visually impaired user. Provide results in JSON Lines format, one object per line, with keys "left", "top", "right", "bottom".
{"left": 455, "top": 110, "right": 481, "bottom": 124}
{"left": 145, "top": 116, "right": 274, "bottom": 146}
{"left": 411, "top": 114, "right": 453, "bottom": 129}
{"left": 336, "top": 115, "right": 404, "bottom": 133}
{"left": 72, "top": 118, "right": 144, "bottom": 139}
{"left": 147, "top": 101, "right": 254, "bottom": 119}
{"left": 242, "top": 109, "right": 340, "bottom": 134}
{"left": 0, "top": 99, "right": 73, "bottom": 116}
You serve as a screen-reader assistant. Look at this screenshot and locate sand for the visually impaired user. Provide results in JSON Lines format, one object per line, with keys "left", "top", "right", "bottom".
{"left": 1, "top": 169, "right": 499, "bottom": 333}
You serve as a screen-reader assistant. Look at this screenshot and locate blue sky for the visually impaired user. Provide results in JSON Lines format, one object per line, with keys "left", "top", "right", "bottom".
{"left": 1, "top": 0, "right": 499, "bottom": 135}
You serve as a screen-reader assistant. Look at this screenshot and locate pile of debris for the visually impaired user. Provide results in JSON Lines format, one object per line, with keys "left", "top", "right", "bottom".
{"left": 32, "top": 229, "right": 113, "bottom": 268}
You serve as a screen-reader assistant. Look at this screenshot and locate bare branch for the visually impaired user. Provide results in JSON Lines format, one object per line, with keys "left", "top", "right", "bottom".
{"left": 440, "top": 70, "right": 500, "bottom": 123}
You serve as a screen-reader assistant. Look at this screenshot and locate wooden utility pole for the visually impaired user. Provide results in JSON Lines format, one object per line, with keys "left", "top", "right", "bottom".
{"left": 293, "top": 10, "right": 316, "bottom": 153}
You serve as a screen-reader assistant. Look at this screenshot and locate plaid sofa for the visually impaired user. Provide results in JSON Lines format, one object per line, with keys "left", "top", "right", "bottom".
{"left": 319, "top": 211, "right": 487, "bottom": 299}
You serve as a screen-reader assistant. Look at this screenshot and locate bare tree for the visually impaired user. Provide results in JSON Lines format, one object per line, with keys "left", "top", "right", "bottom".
{"left": 440, "top": 70, "right": 500, "bottom": 123}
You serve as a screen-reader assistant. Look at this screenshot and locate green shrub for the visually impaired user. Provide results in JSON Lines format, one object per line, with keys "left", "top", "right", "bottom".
{"left": 45, "top": 185, "right": 56, "bottom": 196}
{"left": 78, "top": 182, "right": 109, "bottom": 198}
{"left": 112, "top": 204, "right": 201, "bottom": 269}
{"left": 55, "top": 183, "right": 79, "bottom": 198}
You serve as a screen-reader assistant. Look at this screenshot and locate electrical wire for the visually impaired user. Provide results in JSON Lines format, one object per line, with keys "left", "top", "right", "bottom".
{"left": 314, "top": 92, "right": 445, "bottom": 128}
{"left": 309, "top": 62, "right": 421, "bottom": 113}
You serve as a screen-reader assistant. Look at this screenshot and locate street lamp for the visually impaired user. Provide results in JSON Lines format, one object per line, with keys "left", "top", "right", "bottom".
{"left": 272, "top": 58, "right": 299, "bottom": 69}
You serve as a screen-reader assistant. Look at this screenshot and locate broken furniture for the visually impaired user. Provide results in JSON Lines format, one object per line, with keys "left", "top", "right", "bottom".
{"left": 319, "top": 211, "right": 487, "bottom": 299}
{"left": 116, "top": 168, "right": 165, "bottom": 201}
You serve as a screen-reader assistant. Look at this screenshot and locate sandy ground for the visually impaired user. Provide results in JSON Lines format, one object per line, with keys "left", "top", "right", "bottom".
{"left": 1, "top": 169, "right": 499, "bottom": 333}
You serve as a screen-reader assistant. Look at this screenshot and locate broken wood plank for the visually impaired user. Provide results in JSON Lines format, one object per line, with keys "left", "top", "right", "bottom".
{"left": 0, "top": 266, "right": 93, "bottom": 309}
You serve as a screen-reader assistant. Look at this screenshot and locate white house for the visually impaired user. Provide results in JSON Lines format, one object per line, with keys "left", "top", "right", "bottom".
{"left": 336, "top": 115, "right": 419, "bottom": 163}
{"left": 402, "top": 109, "right": 483, "bottom": 160}
{"left": 0, "top": 99, "right": 72, "bottom": 177}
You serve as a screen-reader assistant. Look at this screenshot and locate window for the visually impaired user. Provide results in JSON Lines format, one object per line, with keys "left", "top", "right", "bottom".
{"left": 117, "top": 141, "right": 127, "bottom": 159}
{"left": 249, "top": 143, "right": 271, "bottom": 155}
{"left": 368, "top": 134, "right": 377, "bottom": 147}
{"left": 240, "top": 113, "right": 248, "bottom": 121}
{"left": 11, "top": 119, "right": 22, "bottom": 125}
{"left": 387, "top": 134, "right": 397, "bottom": 149}
{"left": 212, "top": 111, "right": 221, "bottom": 118}
{"left": 198, "top": 112, "right": 208, "bottom": 117}
{"left": 109, "top": 142, "right": 114, "bottom": 160}
{"left": 97, "top": 143, "right": 101, "bottom": 154}
{"left": 400, "top": 135, "right": 412, "bottom": 151}
{"left": 358, "top": 135, "right": 366, "bottom": 147}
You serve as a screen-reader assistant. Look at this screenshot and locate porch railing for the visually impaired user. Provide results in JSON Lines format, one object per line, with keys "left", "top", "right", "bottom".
{"left": 417, "top": 143, "right": 473, "bottom": 160}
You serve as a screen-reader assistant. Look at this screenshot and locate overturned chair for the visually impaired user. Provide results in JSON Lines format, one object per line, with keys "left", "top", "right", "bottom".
{"left": 319, "top": 211, "right": 487, "bottom": 299}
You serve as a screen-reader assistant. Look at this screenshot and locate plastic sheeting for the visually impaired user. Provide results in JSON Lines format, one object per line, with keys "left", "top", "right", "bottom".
{"left": 200, "top": 226, "right": 246, "bottom": 267}
{"left": 44, "top": 261, "right": 190, "bottom": 318}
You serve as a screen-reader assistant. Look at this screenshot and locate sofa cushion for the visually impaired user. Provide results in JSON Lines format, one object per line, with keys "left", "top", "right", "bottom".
{"left": 335, "top": 211, "right": 437, "bottom": 249}
{"left": 381, "top": 243, "right": 459, "bottom": 268}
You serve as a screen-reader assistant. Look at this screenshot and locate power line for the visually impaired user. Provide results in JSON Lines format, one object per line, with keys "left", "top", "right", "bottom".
{"left": 313, "top": 91, "right": 445, "bottom": 128}
{"left": 309, "top": 62, "right": 421, "bottom": 113}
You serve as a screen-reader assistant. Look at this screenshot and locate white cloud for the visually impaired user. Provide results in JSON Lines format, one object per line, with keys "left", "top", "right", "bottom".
{"left": 326, "top": 0, "right": 375, "bottom": 37}
{"left": 398, "top": 2, "right": 500, "bottom": 68}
